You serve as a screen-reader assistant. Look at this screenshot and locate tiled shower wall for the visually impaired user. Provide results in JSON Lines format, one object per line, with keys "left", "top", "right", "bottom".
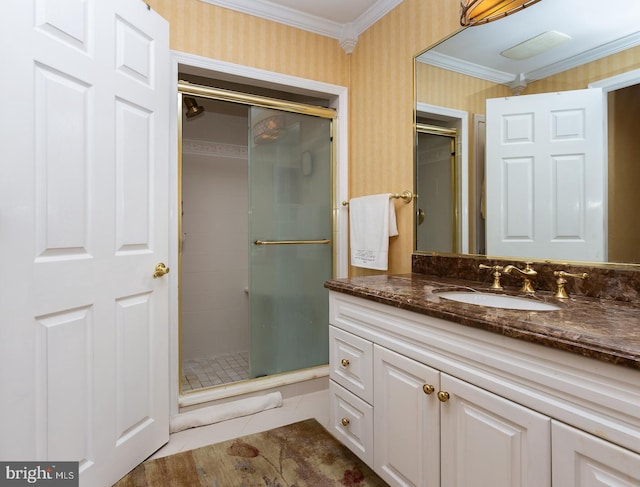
{"left": 181, "top": 108, "right": 249, "bottom": 362}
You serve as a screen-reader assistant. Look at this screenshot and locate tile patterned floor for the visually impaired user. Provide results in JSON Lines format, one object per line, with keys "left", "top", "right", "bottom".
{"left": 181, "top": 351, "right": 250, "bottom": 392}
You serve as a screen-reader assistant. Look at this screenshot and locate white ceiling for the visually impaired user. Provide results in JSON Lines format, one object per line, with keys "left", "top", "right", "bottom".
{"left": 199, "top": 0, "right": 403, "bottom": 52}
{"left": 417, "top": 0, "right": 640, "bottom": 88}
{"left": 259, "top": 0, "right": 380, "bottom": 24}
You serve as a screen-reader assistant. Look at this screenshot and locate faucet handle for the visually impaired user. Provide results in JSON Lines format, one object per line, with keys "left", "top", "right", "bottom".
{"left": 523, "top": 262, "right": 537, "bottom": 276}
{"left": 553, "top": 271, "right": 589, "bottom": 299}
{"left": 479, "top": 264, "right": 504, "bottom": 289}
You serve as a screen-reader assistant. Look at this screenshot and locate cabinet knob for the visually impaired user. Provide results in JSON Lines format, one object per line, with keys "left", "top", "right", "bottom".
{"left": 340, "top": 358, "right": 350, "bottom": 367}
{"left": 423, "top": 384, "right": 435, "bottom": 395}
{"left": 341, "top": 417, "right": 350, "bottom": 427}
{"left": 437, "top": 391, "right": 450, "bottom": 402}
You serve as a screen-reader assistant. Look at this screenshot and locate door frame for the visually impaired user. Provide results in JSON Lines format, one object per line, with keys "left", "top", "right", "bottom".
{"left": 168, "top": 51, "right": 349, "bottom": 414}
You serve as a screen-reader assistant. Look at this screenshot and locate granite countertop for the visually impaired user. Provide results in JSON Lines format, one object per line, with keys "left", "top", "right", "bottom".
{"left": 325, "top": 273, "right": 640, "bottom": 370}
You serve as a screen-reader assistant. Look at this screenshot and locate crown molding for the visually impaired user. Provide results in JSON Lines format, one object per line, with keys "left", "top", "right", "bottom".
{"left": 417, "top": 50, "right": 515, "bottom": 85}
{"left": 526, "top": 31, "right": 640, "bottom": 82}
{"left": 199, "top": 0, "right": 403, "bottom": 53}
{"left": 417, "top": 31, "right": 640, "bottom": 87}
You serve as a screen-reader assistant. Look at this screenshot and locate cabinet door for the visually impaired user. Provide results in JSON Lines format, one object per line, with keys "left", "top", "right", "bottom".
{"left": 440, "top": 374, "right": 551, "bottom": 487}
{"left": 552, "top": 421, "right": 640, "bottom": 486}
{"left": 373, "top": 345, "right": 440, "bottom": 487}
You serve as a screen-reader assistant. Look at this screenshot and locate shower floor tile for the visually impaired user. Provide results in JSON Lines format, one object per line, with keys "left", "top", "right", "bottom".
{"left": 182, "top": 351, "right": 249, "bottom": 392}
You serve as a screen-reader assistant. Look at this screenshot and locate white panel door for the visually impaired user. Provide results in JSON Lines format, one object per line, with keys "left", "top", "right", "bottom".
{"left": 440, "top": 374, "right": 551, "bottom": 487}
{"left": 373, "top": 345, "right": 440, "bottom": 487}
{"left": 485, "top": 89, "right": 605, "bottom": 261}
{"left": 0, "top": 1, "right": 170, "bottom": 486}
{"left": 552, "top": 421, "right": 640, "bottom": 486}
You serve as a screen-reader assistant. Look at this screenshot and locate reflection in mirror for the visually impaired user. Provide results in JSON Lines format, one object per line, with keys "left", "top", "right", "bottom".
{"left": 414, "top": 0, "right": 640, "bottom": 266}
{"left": 415, "top": 124, "right": 458, "bottom": 254}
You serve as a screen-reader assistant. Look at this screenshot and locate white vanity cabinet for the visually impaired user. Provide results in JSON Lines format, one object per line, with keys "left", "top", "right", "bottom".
{"left": 552, "top": 421, "right": 640, "bottom": 486}
{"left": 328, "top": 291, "right": 640, "bottom": 487}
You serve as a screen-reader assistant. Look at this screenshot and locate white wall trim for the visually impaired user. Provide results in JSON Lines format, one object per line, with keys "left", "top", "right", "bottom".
{"left": 197, "top": 0, "right": 403, "bottom": 53}
{"left": 169, "top": 50, "right": 349, "bottom": 414}
{"left": 416, "top": 102, "right": 469, "bottom": 254}
{"left": 588, "top": 68, "right": 640, "bottom": 92}
{"left": 417, "top": 51, "right": 514, "bottom": 85}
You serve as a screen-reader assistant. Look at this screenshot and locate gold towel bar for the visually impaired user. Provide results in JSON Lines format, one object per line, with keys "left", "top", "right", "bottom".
{"left": 342, "top": 190, "right": 414, "bottom": 206}
{"left": 254, "top": 239, "right": 331, "bottom": 245}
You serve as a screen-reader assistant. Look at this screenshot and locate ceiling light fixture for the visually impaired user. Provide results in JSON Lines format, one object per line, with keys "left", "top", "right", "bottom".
{"left": 460, "top": 0, "right": 542, "bottom": 27}
{"left": 253, "top": 115, "right": 285, "bottom": 144}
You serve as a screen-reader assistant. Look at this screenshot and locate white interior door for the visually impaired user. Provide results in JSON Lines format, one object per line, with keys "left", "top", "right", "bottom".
{"left": 0, "top": 1, "right": 170, "bottom": 486}
{"left": 485, "top": 88, "right": 605, "bottom": 261}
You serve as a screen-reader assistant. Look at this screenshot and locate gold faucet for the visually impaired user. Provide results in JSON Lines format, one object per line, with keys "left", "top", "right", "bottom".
{"left": 554, "top": 271, "right": 588, "bottom": 299}
{"left": 479, "top": 264, "right": 504, "bottom": 289}
{"left": 503, "top": 262, "right": 537, "bottom": 294}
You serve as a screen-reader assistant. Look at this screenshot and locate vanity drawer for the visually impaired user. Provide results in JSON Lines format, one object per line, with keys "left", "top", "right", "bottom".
{"left": 329, "top": 325, "right": 373, "bottom": 403}
{"left": 329, "top": 380, "right": 374, "bottom": 467}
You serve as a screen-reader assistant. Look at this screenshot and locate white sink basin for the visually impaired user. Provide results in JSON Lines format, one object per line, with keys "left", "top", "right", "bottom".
{"left": 436, "top": 291, "right": 561, "bottom": 311}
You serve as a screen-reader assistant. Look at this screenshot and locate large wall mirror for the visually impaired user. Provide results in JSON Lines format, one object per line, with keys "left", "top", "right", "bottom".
{"left": 414, "top": 0, "right": 640, "bottom": 267}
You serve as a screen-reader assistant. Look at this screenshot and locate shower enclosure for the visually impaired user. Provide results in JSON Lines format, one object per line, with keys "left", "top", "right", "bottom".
{"left": 415, "top": 124, "right": 459, "bottom": 253}
{"left": 179, "top": 85, "right": 334, "bottom": 394}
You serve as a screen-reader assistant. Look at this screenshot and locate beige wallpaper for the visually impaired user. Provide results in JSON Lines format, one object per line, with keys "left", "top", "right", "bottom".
{"left": 147, "top": 0, "right": 349, "bottom": 86}
{"left": 346, "top": 0, "right": 459, "bottom": 276}
{"left": 146, "top": 0, "right": 463, "bottom": 276}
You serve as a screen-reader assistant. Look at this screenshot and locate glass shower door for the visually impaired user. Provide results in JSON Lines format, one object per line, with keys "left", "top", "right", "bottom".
{"left": 248, "top": 107, "right": 333, "bottom": 378}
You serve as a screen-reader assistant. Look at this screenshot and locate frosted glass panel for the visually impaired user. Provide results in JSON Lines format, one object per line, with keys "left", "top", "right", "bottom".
{"left": 249, "top": 107, "right": 332, "bottom": 378}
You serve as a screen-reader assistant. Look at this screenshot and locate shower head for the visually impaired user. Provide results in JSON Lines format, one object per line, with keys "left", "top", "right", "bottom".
{"left": 184, "top": 97, "right": 204, "bottom": 118}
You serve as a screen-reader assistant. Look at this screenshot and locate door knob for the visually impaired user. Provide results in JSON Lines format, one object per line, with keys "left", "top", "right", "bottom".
{"left": 153, "top": 262, "right": 170, "bottom": 278}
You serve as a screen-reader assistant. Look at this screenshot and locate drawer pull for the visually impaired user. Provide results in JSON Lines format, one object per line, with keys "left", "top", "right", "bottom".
{"left": 341, "top": 417, "right": 350, "bottom": 427}
{"left": 423, "top": 384, "right": 435, "bottom": 395}
{"left": 340, "top": 358, "right": 350, "bottom": 367}
{"left": 437, "top": 391, "right": 450, "bottom": 402}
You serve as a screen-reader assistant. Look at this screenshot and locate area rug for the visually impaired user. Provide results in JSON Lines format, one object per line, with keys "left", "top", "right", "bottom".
{"left": 113, "top": 418, "right": 388, "bottom": 486}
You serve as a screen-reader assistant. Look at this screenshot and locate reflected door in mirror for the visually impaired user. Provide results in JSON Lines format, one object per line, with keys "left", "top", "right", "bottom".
{"left": 485, "top": 88, "right": 605, "bottom": 261}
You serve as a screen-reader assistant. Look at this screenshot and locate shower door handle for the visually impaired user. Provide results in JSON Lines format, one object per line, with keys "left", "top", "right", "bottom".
{"left": 254, "top": 239, "right": 331, "bottom": 245}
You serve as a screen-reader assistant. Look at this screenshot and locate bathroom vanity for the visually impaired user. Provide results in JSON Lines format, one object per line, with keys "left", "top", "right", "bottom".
{"left": 325, "top": 257, "right": 640, "bottom": 487}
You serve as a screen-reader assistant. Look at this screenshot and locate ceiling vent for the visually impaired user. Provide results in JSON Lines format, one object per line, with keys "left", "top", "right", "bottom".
{"left": 501, "top": 31, "right": 571, "bottom": 60}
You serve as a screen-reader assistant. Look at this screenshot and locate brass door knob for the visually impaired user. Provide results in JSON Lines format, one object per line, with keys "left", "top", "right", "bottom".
{"left": 341, "top": 418, "right": 350, "bottom": 427}
{"left": 437, "top": 391, "right": 450, "bottom": 402}
{"left": 153, "top": 262, "right": 170, "bottom": 278}
{"left": 340, "top": 359, "right": 350, "bottom": 367}
{"left": 423, "top": 384, "right": 435, "bottom": 395}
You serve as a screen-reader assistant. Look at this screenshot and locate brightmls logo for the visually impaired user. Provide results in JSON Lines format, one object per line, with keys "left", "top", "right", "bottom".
{"left": 0, "top": 462, "right": 78, "bottom": 486}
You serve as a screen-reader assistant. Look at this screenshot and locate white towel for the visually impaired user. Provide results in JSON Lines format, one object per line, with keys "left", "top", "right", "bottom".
{"left": 169, "top": 392, "right": 283, "bottom": 433}
{"left": 349, "top": 193, "right": 398, "bottom": 270}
